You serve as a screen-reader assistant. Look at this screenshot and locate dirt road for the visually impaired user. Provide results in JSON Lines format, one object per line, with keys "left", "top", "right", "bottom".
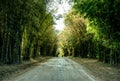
{"left": 6, "top": 57, "right": 100, "bottom": 81}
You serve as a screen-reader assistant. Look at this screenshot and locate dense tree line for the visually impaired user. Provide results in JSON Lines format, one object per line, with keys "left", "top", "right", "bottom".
{"left": 74, "top": 0, "right": 120, "bottom": 64}
{"left": 59, "top": 11, "right": 88, "bottom": 58}
{"left": 0, "top": 0, "right": 57, "bottom": 64}
{"left": 60, "top": 0, "right": 120, "bottom": 64}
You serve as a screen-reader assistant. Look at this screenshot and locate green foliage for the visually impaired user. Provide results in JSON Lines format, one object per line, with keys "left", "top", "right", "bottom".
{"left": 74, "top": 0, "right": 120, "bottom": 64}
{"left": 60, "top": 10, "right": 88, "bottom": 57}
{"left": 0, "top": 0, "right": 57, "bottom": 64}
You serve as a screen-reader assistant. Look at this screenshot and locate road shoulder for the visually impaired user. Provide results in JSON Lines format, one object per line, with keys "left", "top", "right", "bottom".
{"left": 0, "top": 57, "right": 52, "bottom": 81}
{"left": 71, "top": 57, "right": 120, "bottom": 81}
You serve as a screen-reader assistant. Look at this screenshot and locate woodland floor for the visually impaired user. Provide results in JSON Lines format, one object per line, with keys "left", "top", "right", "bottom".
{"left": 0, "top": 57, "right": 51, "bottom": 81}
{"left": 71, "top": 57, "right": 120, "bottom": 81}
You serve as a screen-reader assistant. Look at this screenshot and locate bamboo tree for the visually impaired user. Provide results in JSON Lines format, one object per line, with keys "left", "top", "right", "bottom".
{"left": 74, "top": 0, "right": 120, "bottom": 64}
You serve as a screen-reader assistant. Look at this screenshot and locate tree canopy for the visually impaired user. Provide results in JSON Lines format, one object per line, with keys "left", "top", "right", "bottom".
{"left": 59, "top": 0, "right": 120, "bottom": 64}
{"left": 0, "top": 0, "right": 58, "bottom": 64}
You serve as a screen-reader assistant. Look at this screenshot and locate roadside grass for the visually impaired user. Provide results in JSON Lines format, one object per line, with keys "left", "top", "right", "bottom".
{"left": 71, "top": 57, "right": 120, "bottom": 81}
{"left": 0, "top": 57, "right": 52, "bottom": 81}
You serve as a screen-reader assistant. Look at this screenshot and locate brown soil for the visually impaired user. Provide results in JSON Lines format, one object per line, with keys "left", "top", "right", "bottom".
{"left": 71, "top": 57, "right": 120, "bottom": 81}
{"left": 0, "top": 57, "right": 52, "bottom": 81}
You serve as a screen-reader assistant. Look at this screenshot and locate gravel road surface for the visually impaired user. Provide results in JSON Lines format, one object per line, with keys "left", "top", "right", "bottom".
{"left": 6, "top": 57, "right": 100, "bottom": 81}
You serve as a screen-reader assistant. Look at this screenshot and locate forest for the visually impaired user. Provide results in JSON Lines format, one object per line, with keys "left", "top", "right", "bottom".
{"left": 0, "top": 0, "right": 58, "bottom": 64}
{"left": 0, "top": 0, "right": 120, "bottom": 65}
{"left": 59, "top": 0, "right": 120, "bottom": 64}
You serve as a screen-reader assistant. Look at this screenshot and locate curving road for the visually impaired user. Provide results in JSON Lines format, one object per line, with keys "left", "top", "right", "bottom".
{"left": 7, "top": 57, "right": 100, "bottom": 81}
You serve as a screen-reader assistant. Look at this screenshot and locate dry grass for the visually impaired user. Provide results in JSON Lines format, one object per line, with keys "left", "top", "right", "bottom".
{"left": 71, "top": 57, "right": 120, "bottom": 81}
{"left": 0, "top": 57, "right": 52, "bottom": 81}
